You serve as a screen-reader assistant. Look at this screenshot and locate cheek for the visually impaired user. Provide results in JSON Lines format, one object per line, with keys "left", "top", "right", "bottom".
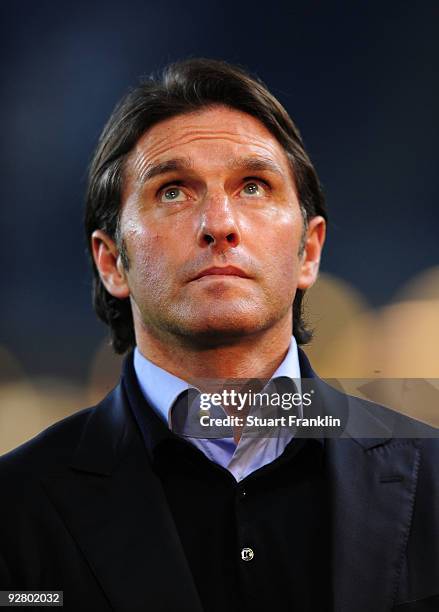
{"left": 125, "top": 228, "right": 170, "bottom": 294}
{"left": 250, "top": 211, "right": 302, "bottom": 279}
{"left": 270, "top": 244, "right": 300, "bottom": 296}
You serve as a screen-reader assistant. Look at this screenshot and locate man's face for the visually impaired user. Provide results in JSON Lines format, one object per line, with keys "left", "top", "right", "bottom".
{"left": 94, "top": 105, "right": 324, "bottom": 345}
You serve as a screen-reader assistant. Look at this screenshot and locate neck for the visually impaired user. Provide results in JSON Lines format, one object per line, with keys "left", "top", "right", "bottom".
{"left": 134, "top": 315, "right": 293, "bottom": 385}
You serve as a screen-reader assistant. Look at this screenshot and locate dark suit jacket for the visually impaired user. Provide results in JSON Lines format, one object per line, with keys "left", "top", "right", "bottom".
{"left": 0, "top": 349, "right": 438, "bottom": 611}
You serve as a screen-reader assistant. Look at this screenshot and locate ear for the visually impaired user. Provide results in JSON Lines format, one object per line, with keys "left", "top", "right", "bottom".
{"left": 297, "top": 215, "right": 326, "bottom": 290}
{"left": 91, "top": 230, "right": 130, "bottom": 299}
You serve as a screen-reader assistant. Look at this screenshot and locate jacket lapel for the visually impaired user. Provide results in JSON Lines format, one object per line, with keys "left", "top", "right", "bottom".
{"left": 326, "top": 434, "right": 420, "bottom": 612}
{"left": 298, "top": 349, "right": 421, "bottom": 612}
{"left": 41, "top": 384, "right": 203, "bottom": 612}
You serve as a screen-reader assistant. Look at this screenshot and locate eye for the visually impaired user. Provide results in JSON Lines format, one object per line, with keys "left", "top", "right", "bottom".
{"left": 240, "top": 181, "right": 267, "bottom": 197}
{"left": 159, "top": 186, "right": 188, "bottom": 203}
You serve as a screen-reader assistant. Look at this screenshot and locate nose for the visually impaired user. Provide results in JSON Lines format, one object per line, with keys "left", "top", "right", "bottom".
{"left": 196, "top": 192, "right": 241, "bottom": 251}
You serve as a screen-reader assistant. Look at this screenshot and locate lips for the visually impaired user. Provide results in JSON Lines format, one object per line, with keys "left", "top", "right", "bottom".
{"left": 191, "top": 266, "right": 250, "bottom": 281}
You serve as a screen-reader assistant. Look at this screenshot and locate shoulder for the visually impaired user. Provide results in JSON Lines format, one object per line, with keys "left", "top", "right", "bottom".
{"left": 353, "top": 392, "right": 438, "bottom": 436}
{"left": 299, "top": 347, "right": 439, "bottom": 451}
{"left": 345, "top": 392, "right": 439, "bottom": 478}
{"left": 0, "top": 377, "right": 133, "bottom": 487}
{"left": 313, "top": 374, "right": 439, "bottom": 466}
{"left": 0, "top": 405, "right": 94, "bottom": 479}
{"left": 316, "top": 371, "right": 438, "bottom": 437}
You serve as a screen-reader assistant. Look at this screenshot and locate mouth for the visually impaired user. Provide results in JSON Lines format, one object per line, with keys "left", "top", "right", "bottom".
{"left": 191, "top": 266, "right": 250, "bottom": 281}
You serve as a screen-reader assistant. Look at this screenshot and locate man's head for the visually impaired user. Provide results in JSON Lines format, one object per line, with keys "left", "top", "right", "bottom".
{"left": 85, "top": 58, "right": 327, "bottom": 353}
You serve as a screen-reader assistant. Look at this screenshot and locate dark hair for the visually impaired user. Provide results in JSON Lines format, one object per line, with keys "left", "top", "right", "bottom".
{"left": 85, "top": 58, "right": 327, "bottom": 354}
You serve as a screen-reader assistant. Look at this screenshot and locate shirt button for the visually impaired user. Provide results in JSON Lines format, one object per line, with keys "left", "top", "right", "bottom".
{"left": 241, "top": 547, "right": 254, "bottom": 562}
{"left": 239, "top": 488, "right": 247, "bottom": 498}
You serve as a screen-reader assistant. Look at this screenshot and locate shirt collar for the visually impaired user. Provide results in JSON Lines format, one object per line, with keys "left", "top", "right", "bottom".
{"left": 133, "top": 336, "right": 302, "bottom": 427}
{"left": 134, "top": 347, "right": 191, "bottom": 427}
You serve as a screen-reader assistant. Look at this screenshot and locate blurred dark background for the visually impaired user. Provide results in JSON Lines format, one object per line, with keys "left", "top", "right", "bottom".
{"left": 1, "top": 0, "right": 438, "bottom": 383}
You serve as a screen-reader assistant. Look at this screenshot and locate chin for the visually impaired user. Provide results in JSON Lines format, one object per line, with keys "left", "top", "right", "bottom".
{"left": 166, "top": 307, "right": 279, "bottom": 346}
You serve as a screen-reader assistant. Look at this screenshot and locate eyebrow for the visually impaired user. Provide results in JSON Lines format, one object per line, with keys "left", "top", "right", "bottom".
{"left": 137, "top": 158, "right": 194, "bottom": 184}
{"left": 136, "top": 155, "right": 285, "bottom": 185}
{"left": 227, "top": 156, "right": 285, "bottom": 177}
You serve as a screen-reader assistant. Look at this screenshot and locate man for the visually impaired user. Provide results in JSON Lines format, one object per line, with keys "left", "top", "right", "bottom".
{"left": 0, "top": 59, "right": 438, "bottom": 611}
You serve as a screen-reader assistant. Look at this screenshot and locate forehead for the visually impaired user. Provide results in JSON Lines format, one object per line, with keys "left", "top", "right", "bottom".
{"left": 126, "top": 105, "right": 292, "bottom": 177}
